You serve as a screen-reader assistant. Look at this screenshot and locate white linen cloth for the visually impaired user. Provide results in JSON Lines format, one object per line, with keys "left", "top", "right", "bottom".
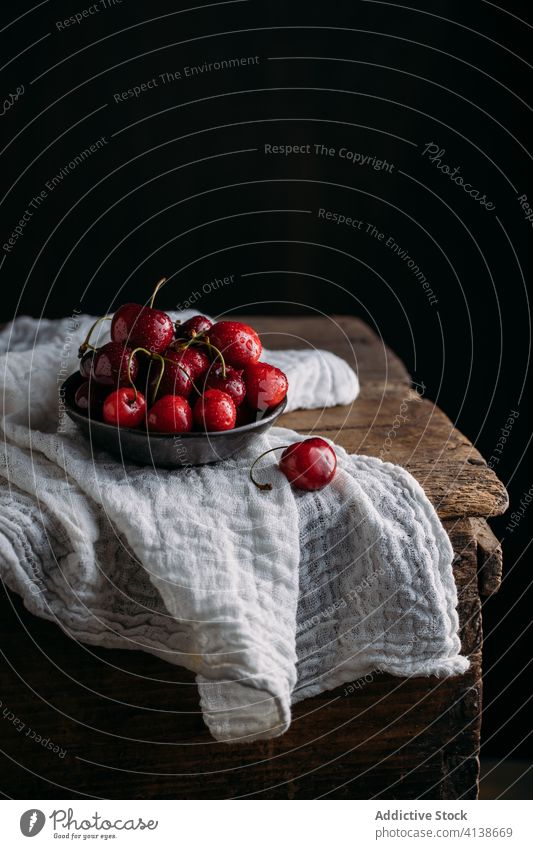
{"left": 0, "top": 315, "right": 468, "bottom": 742}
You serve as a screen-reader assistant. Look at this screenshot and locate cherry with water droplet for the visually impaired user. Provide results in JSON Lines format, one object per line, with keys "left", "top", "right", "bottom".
{"left": 79, "top": 351, "right": 94, "bottom": 379}
{"left": 193, "top": 389, "right": 236, "bottom": 431}
{"left": 205, "top": 364, "right": 246, "bottom": 406}
{"left": 175, "top": 315, "right": 213, "bottom": 340}
{"left": 102, "top": 387, "right": 147, "bottom": 428}
{"left": 74, "top": 380, "right": 108, "bottom": 417}
{"left": 91, "top": 342, "right": 139, "bottom": 387}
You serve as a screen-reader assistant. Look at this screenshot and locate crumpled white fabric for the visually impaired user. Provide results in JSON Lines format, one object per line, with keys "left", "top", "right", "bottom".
{"left": 0, "top": 315, "right": 468, "bottom": 742}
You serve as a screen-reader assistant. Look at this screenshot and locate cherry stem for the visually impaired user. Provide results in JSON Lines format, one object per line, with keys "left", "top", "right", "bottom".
{"left": 127, "top": 347, "right": 143, "bottom": 402}
{"left": 249, "top": 445, "right": 289, "bottom": 492}
{"left": 149, "top": 276, "right": 167, "bottom": 309}
{"left": 78, "top": 315, "right": 112, "bottom": 356}
{"left": 125, "top": 344, "right": 201, "bottom": 401}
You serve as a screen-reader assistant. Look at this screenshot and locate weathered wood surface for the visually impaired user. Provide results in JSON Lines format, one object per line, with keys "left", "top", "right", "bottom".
{"left": 0, "top": 316, "right": 507, "bottom": 799}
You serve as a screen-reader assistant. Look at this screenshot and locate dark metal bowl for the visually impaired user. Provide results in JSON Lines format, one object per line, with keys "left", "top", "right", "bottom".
{"left": 61, "top": 373, "right": 287, "bottom": 468}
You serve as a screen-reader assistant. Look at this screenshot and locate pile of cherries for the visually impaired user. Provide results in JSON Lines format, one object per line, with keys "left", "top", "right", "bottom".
{"left": 74, "top": 277, "right": 289, "bottom": 434}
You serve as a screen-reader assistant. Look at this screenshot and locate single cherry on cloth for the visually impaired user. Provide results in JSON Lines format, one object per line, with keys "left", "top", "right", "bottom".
{"left": 208, "top": 321, "right": 262, "bottom": 368}
{"left": 175, "top": 315, "right": 213, "bottom": 340}
{"left": 245, "top": 362, "right": 288, "bottom": 411}
{"left": 205, "top": 364, "right": 246, "bottom": 406}
{"left": 193, "top": 389, "right": 236, "bottom": 432}
{"left": 147, "top": 395, "right": 193, "bottom": 433}
{"left": 102, "top": 388, "right": 146, "bottom": 428}
{"left": 91, "top": 342, "right": 138, "bottom": 386}
{"left": 111, "top": 277, "right": 174, "bottom": 354}
{"left": 250, "top": 437, "right": 337, "bottom": 492}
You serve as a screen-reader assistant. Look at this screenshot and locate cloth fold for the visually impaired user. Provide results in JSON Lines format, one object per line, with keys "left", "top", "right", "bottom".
{"left": 0, "top": 315, "right": 468, "bottom": 742}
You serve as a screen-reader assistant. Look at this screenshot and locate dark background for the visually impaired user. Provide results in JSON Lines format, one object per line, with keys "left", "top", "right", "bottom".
{"left": 1, "top": 0, "right": 531, "bottom": 763}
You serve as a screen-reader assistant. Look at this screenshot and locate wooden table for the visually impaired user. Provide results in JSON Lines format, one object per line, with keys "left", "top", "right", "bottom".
{"left": 0, "top": 316, "right": 508, "bottom": 799}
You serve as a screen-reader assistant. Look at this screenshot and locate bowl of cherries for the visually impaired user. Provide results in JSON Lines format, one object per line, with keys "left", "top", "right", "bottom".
{"left": 62, "top": 278, "right": 289, "bottom": 467}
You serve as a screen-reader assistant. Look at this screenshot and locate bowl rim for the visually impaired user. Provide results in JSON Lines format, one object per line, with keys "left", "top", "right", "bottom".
{"left": 61, "top": 374, "right": 287, "bottom": 439}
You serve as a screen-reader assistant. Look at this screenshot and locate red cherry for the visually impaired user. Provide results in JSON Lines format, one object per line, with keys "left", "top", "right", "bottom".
{"left": 279, "top": 438, "right": 337, "bottom": 491}
{"left": 132, "top": 357, "right": 154, "bottom": 398}
{"left": 208, "top": 321, "right": 262, "bottom": 368}
{"left": 111, "top": 303, "right": 174, "bottom": 354}
{"left": 147, "top": 395, "right": 193, "bottom": 433}
{"left": 74, "top": 381, "right": 107, "bottom": 417}
{"left": 111, "top": 303, "right": 143, "bottom": 345}
{"left": 153, "top": 349, "right": 193, "bottom": 398}
{"left": 175, "top": 315, "right": 213, "bottom": 340}
{"left": 245, "top": 362, "right": 288, "bottom": 411}
{"left": 235, "top": 401, "right": 255, "bottom": 428}
{"left": 91, "top": 342, "right": 138, "bottom": 386}
{"left": 129, "top": 308, "right": 174, "bottom": 354}
{"left": 79, "top": 350, "right": 94, "bottom": 378}
{"left": 193, "top": 389, "right": 236, "bottom": 431}
{"left": 102, "top": 387, "right": 146, "bottom": 428}
{"left": 176, "top": 347, "right": 210, "bottom": 381}
{"left": 205, "top": 364, "right": 246, "bottom": 406}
